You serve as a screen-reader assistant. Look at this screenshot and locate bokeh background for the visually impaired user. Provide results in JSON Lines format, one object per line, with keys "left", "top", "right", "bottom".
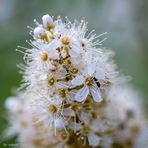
{"left": 0, "top": 0, "right": 148, "bottom": 146}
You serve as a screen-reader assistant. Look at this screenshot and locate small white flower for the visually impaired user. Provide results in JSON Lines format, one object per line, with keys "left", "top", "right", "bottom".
{"left": 71, "top": 74, "right": 102, "bottom": 103}
{"left": 32, "top": 97, "right": 62, "bottom": 126}
{"left": 77, "top": 124, "right": 101, "bottom": 147}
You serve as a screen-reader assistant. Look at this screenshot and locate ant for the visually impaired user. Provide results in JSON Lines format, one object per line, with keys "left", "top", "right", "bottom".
{"left": 93, "top": 77, "right": 101, "bottom": 88}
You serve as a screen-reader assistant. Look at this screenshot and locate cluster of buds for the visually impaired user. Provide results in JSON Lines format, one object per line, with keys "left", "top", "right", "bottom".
{"left": 5, "top": 14, "right": 148, "bottom": 148}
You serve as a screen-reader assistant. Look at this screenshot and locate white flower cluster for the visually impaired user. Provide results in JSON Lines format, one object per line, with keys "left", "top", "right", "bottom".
{"left": 5, "top": 14, "right": 148, "bottom": 148}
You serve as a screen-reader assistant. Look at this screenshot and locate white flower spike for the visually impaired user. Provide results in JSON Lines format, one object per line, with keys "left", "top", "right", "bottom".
{"left": 4, "top": 14, "right": 148, "bottom": 148}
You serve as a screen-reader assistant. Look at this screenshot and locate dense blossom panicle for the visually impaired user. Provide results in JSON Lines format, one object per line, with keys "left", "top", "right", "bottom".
{"left": 5, "top": 14, "right": 148, "bottom": 148}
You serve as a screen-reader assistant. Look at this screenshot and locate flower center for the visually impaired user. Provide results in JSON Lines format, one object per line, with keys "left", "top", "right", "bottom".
{"left": 63, "top": 58, "right": 71, "bottom": 65}
{"left": 85, "top": 77, "right": 94, "bottom": 86}
{"left": 91, "top": 111, "right": 97, "bottom": 119}
{"left": 48, "top": 77, "right": 55, "bottom": 86}
{"left": 82, "top": 125, "right": 91, "bottom": 135}
{"left": 71, "top": 103, "right": 79, "bottom": 111}
{"left": 61, "top": 36, "right": 70, "bottom": 45}
{"left": 60, "top": 132, "right": 69, "bottom": 141}
{"left": 58, "top": 89, "right": 67, "bottom": 98}
{"left": 40, "top": 51, "right": 49, "bottom": 61}
{"left": 46, "top": 22, "right": 55, "bottom": 31}
{"left": 39, "top": 34, "right": 48, "bottom": 42}
{"left": 70, "top": 67, "right": 78, "bottom": 75}
{"left": 48, "top": 104, "right": 58, "bottom": 113}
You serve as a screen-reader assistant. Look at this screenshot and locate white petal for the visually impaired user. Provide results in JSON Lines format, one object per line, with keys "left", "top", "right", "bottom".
{"left": 88, "top": 134, "right": 101, "bottom": 146}
{"left": 70, "top": 44, "right": 81, "bottom": 57}
{"left": 91, "top": 121, "right": 105, "bottom": 132}
{"left": 47, "top": 115, "right": 54, "bottom": 123}
{"left": 95, "top": 69, "right": 105, "bottom": 80}
{"left": 55, "top": 119, "right": 67, "bottom": 129}
{"left": 72, "top": 44, "right": 81, "bottom": 53}
{"left": 87, "top": 63, "right": 96, "bottom": 76}
{"left": 49, "top": 48, "right": 59, "bottom": 59}
{"left": 75, "top": 86, "right": 89, "bottom": 102}
{"left": 48, "top": 40, "right": 60, "bottom": 50}
{"left": 71, "top": 75, "right": 84, "bottom": 87}
{"left": 52, "top": 97, "right": 62, "bottom": 105}
{"left": 57, "top": 81, "right": 69, "bottom": 89}
{"left": 80, "top": 111, "right": 90, "bottom": 123}
{"left": 90, "top": 86, "right": 102, "bottom": 103}
{"left": 47, "top": 40, "right": 60, "bottom": 59}
{"left": 55, "top": 68, "right": 67, "bottom": 79}
{"left": 39, "top": 73, "right": 47, "bottom": 81}
{"left": 63, "top": 108, "right": 75, "bottom": 116}
{"left": 87, "top": 60, "right": 97, "bottom": 76}
{"left": 103, "top": 137, "right": 112, "bottom": 148}
{"left": 87, "top": 66, "right": 95, "bottom": 76}
{"left": 70, "top": 49, "right": 79, "bottom": 58}
{"left": 70, "top": 123, "right": 82, "bottom": 131}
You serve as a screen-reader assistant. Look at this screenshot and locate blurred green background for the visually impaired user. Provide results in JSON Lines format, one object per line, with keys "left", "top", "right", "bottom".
{"left": 0, "top": 0, "right": 148, "bottom": 146}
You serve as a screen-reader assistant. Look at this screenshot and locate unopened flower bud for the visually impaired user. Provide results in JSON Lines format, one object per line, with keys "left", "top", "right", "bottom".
{"left": 5, "top": 97, "right": 22, "bottom": 113}
{"left": 34, "top": 27, "right": 48, "bottom": 41}
{"left": 42, "top": 14, "right": 54, "bottom": 30}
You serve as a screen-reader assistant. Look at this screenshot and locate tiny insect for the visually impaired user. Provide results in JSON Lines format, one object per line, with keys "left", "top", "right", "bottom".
{"left": 93, "top": 77, "right": 101, "bottom": 88}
